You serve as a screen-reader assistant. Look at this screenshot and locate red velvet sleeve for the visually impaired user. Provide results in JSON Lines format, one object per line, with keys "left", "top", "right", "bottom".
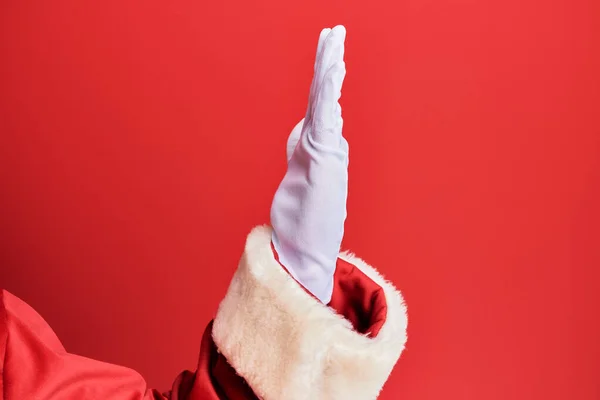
{"left": 0, "top": 289, "right": 259, "bottom": 400}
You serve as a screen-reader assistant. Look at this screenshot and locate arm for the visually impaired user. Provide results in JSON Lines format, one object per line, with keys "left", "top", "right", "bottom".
{"left": 0, "top": 26, "right": 407, "bottom": 400}
{"left": 214, "top": 25, "right": 408, "bottom": 399}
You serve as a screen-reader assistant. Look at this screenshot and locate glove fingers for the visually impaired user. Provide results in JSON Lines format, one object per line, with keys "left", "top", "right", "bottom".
{"left": 305, "top": 28, "right": 332, "bottom": 122}
{"left": 310, "top": 26, "right": 345, "bottom": 122}
{"left": 314, "top": 28, "right": 332, "bottom": 74}
{"left": 313, "top": 61, "right": 346, "bottom": 148}
{"left": 333, "top": 25, "right": 346, "bottom": 68}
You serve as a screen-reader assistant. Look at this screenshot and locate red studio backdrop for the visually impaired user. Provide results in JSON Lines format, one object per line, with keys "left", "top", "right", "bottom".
{"left": 1, "top": 1, "right": 599, "bottom": 399}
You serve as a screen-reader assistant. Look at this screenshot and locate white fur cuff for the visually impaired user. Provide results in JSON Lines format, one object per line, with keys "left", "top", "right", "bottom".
{"left": 212, "top": 226, "right": 408, "bottom": 399}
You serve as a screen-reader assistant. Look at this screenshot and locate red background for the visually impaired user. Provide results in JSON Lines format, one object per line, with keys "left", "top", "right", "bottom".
{"left": 1, "top": 1, "right": 599, "bottom": 399}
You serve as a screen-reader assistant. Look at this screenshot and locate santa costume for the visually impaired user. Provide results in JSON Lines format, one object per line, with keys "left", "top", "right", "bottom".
{"left": 0, "top": 26, "right": 408, "bottom": 399}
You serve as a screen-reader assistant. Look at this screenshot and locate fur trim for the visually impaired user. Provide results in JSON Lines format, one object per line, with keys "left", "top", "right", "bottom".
{"left": 212, "top": 226, "right": 408, "bottom": 400}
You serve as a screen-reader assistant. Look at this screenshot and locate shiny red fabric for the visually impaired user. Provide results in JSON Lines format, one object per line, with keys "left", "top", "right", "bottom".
{"left": 0, "top": 252, "right": 386, "bottom": 399}
{"left": 271, "top": 243, "right": 387, "bottom": 337}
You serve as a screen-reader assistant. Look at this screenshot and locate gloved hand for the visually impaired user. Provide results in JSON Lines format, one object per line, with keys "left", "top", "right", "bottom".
{"left": 270, "top": 26, "right": 348, "bottom": 304}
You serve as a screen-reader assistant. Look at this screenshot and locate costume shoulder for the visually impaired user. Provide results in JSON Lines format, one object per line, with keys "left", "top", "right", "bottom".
{"left": 0, "top": 289, "right": 159, "bottom": 399}
{"left": 0, "top": 289, "right": 247, "bottom": 400}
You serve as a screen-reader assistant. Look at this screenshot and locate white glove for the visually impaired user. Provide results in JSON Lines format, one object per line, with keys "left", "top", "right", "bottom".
{"left": 270, "top": 26, "right": 348, "bottom": 304}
